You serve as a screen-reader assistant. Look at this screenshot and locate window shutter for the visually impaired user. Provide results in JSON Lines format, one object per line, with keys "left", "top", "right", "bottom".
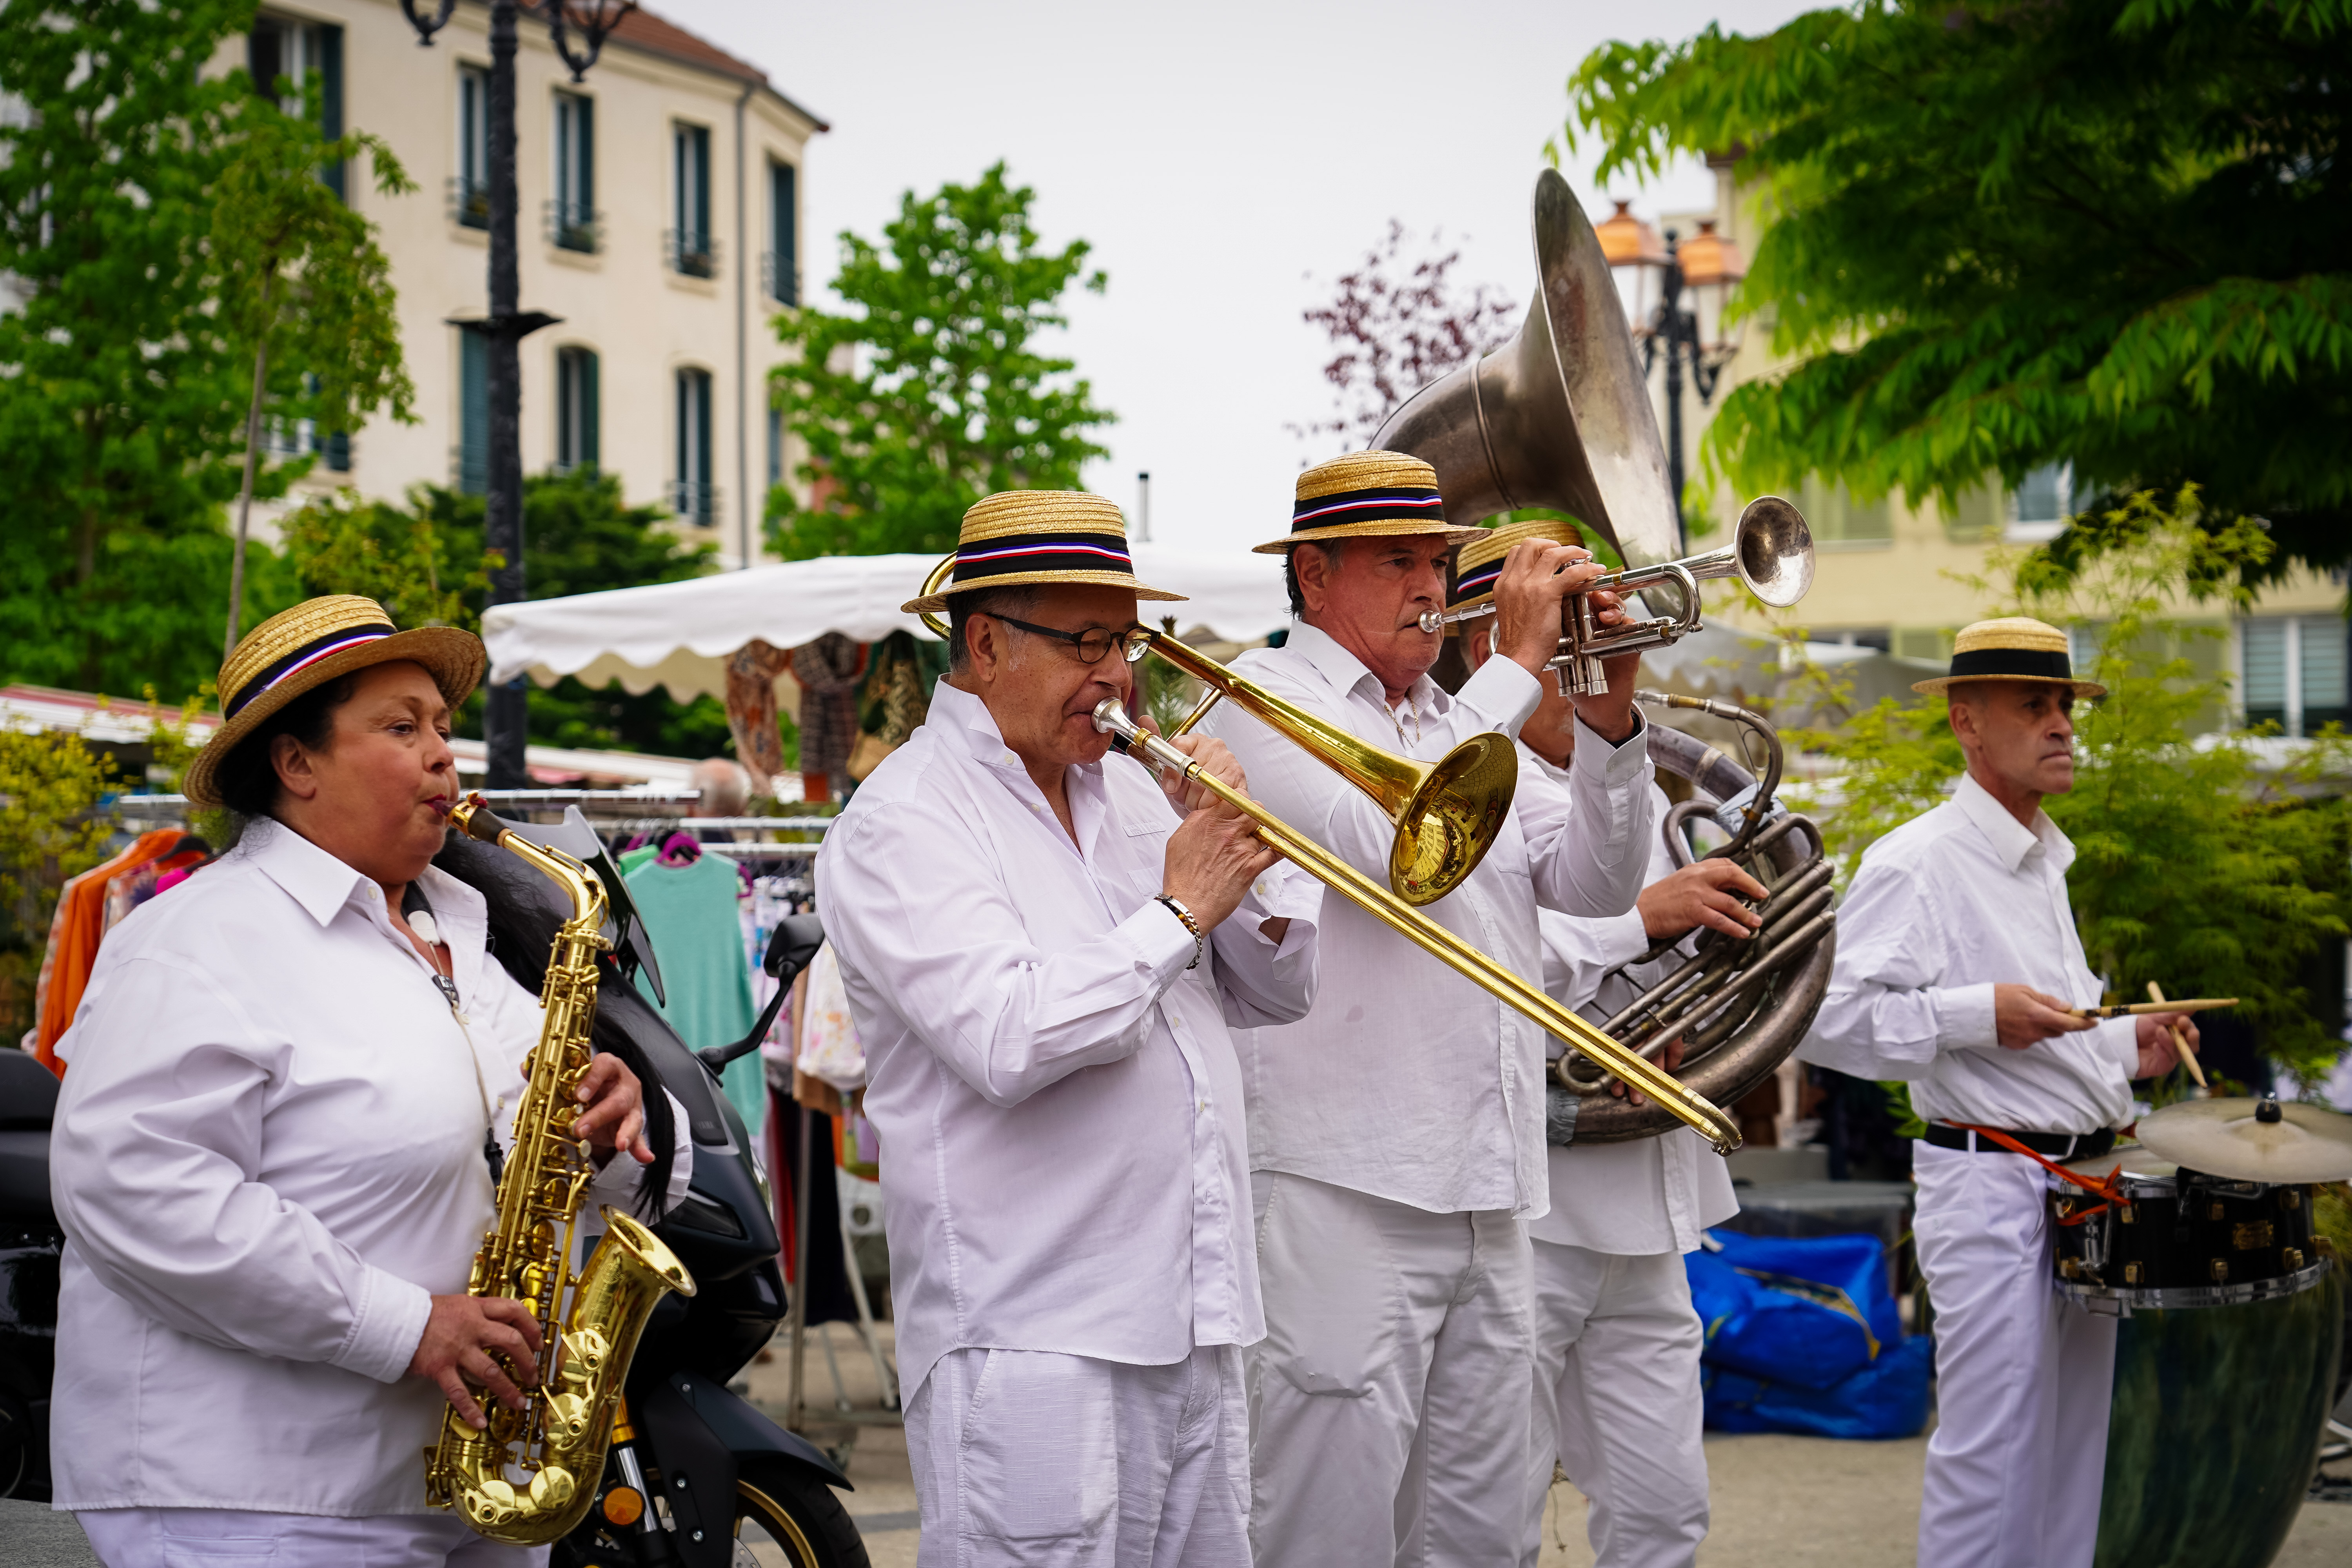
{"left": 460, "top": 330, "right": 489, "bottom": 494}
{"left": 581, "top": 350, "right": 600, "bottom": 469}
{"left": 694, "top": 127, "right": 711, "bottom": 239}
{"left": 696, "top": 371, "right": 713, "bottom": 500}
{"left": 320, "top": 25, "right": 346, "bottom": 201}
{"left": 579, "top": 96, "right": 595, "bottom": 211}
{"left": 771, "top": 161, "right": 796, "bottom": 305}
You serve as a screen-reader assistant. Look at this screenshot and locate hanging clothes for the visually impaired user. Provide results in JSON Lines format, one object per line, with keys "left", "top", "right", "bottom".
{"left": 723, "top": 639, "right": 795, "bottom": 800}
{"left": 623, "top": 851, "right": 764, "bottom": 1138}
{"left": 790, "top": 633, "right": 865, "bottom": 804}
{"left": 32, "top": 829, "right": 185, "bottom": 1074}
{"left": 847, "top": 630, "right": 944, "bottom": 783}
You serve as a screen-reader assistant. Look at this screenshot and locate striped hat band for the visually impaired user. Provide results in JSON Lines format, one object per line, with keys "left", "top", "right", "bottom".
{"left": 223, "top": 623, "right": 397, "bottom": 719}
{"left": 1449, "top": 560, "right": 1504, "bottom": 606}
{"left": 1288, "top": 485, "right": 1448, "bottom": 537}
{"left": 952, "top": 531, "right": 1135, "bottom": 588}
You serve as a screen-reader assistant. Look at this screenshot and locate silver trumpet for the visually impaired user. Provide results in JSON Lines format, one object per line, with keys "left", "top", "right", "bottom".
{"left": 1418, "top": 495, "right": 1815, "bottom": 695}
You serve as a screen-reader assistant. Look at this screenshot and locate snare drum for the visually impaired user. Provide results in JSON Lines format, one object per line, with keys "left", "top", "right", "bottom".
{"left": 2048, "top": 1151, "right": 2329, "bottom": 1310}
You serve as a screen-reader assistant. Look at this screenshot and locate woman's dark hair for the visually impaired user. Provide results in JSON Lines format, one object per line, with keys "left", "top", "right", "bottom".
{"left": 431, "top": 831, "right": 680, "bottom": 1214}
{"left": 213, "top": 675, "right": 360, "bottom": 819}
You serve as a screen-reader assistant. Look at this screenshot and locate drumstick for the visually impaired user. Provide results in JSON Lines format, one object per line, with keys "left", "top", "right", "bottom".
{"left": 2146, "top": 982, "right": 2209, "bottom": 1091}
{"left": 2069, "top": 998, "right": 2237, "bottom": 1019}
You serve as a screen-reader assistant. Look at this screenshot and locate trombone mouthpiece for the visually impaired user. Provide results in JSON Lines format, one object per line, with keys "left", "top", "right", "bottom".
{"left": 1417, "top": 604, "right": 1495, "bottom": 635}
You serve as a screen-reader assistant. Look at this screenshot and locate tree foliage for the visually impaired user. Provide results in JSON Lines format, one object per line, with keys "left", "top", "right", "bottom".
{"left": 766, "top": 163, "right": 1114, "bottom": 559}
{"left": 1290, "top": 221, "right": 1520, "bottom": 455}
{"left": 1790, "top": 492, "right": 2352, "bottom": 1081}
{"left": 0, "top": 0, "right": 416, "bottom": 700}
{"left": 1560, "top": 0, "right": 2352, "bottom": 582}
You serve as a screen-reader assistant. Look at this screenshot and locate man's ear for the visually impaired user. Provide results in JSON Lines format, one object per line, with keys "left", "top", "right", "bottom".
{"left": 1295, "top": 541, "right": 1339, "bottom": 616}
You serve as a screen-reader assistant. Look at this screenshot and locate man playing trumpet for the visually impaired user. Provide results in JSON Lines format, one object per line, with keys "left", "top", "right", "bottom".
{"left": 1454, "top": 522, "right": 1755, "bottom": 1568}
{"left": 1204, "top": 453, "right": 1655, "bottom": 1566}
{"left": 1801, "top": 618, "right": 2200, "bottom": 1568}
{"left": 820, "top": 491, "right": 1322, "bottom": 1566}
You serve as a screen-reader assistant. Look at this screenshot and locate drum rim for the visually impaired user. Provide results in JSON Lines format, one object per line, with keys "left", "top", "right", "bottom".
{"left": 2054, "top": 1255, "right": 2331, "bottom": 1311}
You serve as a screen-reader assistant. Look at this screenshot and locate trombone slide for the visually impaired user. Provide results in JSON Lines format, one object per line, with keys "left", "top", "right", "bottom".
{"left": 1093, "top": 699, "right": 1742, "bottom": 1154}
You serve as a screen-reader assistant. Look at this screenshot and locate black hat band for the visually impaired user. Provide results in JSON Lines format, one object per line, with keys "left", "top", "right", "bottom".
{"left": 225, "top": 623, "right": 397, "bottom": 718}
{"left": 1290, "top": 485, "right": 1447, "bottom": 535}
{"left": 1946, "top": 647, "right": 2074, "bottom": 683}
{"left": 953, "top": 531, "right": 1135, "bottom": 588}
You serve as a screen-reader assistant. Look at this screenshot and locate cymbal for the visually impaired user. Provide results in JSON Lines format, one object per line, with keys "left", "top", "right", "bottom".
{"left": 2135, "top": 1097, "right": 2352, "bottom": 1185}
{"left": 2059, "top": 1149, "right": 2177, "bottom": 1183}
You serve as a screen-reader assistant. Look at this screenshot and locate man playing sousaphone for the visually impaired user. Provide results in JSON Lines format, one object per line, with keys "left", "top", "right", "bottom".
{"left": 1802, "top": 618, "right": 2201, "bottom": 1568}
{"left": 1453, "top": 520, "right": 1756, "bottom": 1567}
{"left": 819, "top": 491, "right": 1323, "bottom": 1564}
{"left": 1202, "top": 452, "right": 1656, "bottom": 1565}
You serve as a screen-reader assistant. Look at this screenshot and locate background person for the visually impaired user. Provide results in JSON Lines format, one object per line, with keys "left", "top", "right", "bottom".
{"left": 49, "top": 595, "right": 690, "bottom": 1567}
{"left": 1800, "top": 617, "right": 2198, "bottom": 1568}
{"left": 820, "top": 492, "right": 1321, "bottom": 1567}
{"left": 1203, "top": 454, "right": 1655, "bottom": 1566}
{"left": 1453, "top": 522, "right": 1756, "bottom": 1568}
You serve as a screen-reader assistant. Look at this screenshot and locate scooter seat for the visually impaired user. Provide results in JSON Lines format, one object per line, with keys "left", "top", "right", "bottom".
{"left": 0, "top": 1049, "right": 58, "bottom": 1131}
{"left": 0, "top": 1128, "right": 52, "bottom": 1224}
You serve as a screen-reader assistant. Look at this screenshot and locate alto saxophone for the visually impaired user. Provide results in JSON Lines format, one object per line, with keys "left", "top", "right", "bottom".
{"left": 425, "top": 796, "right": 695, "bottom": 1545}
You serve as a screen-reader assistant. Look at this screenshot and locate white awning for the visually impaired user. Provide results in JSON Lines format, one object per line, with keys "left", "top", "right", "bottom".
{"left": 481, "top": 547, "right": 1296, "bottom": 704}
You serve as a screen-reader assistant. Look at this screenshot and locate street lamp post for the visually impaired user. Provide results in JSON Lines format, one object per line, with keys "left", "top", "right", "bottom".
{"left": 1595, "top": 201, "right": 1747, "bottom": 556}
{"left": 399, "top": 1, "right": 635, "bottom": 788}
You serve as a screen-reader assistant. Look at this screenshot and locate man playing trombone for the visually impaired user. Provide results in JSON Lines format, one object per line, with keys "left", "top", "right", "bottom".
{"left": 820, "top": 491, "right": 1322, "bottom": 1566}
{"left": 1455, "top": 521, "right": 1756, "bottom": 1568}
{"left": 1203, "top": 452, "right": 1656, "bottom": 1566}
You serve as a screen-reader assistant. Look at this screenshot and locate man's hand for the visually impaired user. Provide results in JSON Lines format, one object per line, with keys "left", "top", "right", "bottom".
{"left": 408, "top": 1294, "right": 543, "bottom": 1431}
{"left": 572, "top": 1054, "right": 653, "bottom": 1167}
{"left": 1161, "top": 802, "right": 1280, "bottom": 935}
{"left": 1492, "top": 540, "right": 1606, "bottom": 676}
{"left": 1637, "top": 859, "right": 1769, "bottom": 941}
{"left": 1145, "top": 725, "right": 1249, "bottom": 818}
{"left": 1610, "top": 1036, "right": 1686, "bottom": 1105}
{"left": 2133, "top": 1011, "right": 2200, "bottom": 1080}
{"left": 1993, "top": 984, "right": 2099, "bottom": 1051}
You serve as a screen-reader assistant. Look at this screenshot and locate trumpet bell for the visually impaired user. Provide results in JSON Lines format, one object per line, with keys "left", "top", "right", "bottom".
{"left": 1735, "top": 496, "right": 1813, "bottom": 609}
{"left": 1392, "top": 731, "right": 1519, "bottom": 906}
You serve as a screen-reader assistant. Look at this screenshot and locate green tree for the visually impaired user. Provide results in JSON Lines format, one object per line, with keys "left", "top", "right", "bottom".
{"left": 1791, "top": 493, "right": 2352, "bottom": 1083}
{"left": 768, "top": 163, "right": 1115, "bottom": 558}
{"left": 286, "top": 471, "right": 733, "bottom": 756}
{"left": 1560, "top": 0, "right": 2352, "bottom": 585}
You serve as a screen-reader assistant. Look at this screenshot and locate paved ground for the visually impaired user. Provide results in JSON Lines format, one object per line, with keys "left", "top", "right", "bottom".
{"left": 747, "top": 1321, "right": 2352, "bottom": 1568}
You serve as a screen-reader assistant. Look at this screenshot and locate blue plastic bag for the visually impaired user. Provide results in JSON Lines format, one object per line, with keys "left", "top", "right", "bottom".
{"left": 1686, "top": 1230, "right": 1898, "bottom": 1391}
{"left": 1702, "top": 1334, "right": 1935, "bottom": 1440}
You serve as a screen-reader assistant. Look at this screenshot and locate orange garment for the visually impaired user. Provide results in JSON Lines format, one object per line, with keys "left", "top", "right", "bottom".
{"left": 32, "top": 829, "right": 182, "bottom": 1076}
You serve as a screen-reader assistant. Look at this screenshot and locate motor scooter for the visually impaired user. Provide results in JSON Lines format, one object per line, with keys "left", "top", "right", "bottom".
{"left": 0, "top": 1046, "right": 59, "bottom": 1503}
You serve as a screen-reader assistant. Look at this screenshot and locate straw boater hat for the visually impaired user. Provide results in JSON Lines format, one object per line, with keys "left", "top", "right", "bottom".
{"left": 1444, "top": 517, "right": 1585, "bottom": 631}
{"left": 1910, "top": 616, "right": 2105, "bottom": 699}
{"left": 1253, "top": 450, "right": 1486, "bottom": 555}
{"left": 902, "top": 490, "right": 1184, "bottom": 614}
{"left": 182, "top": 595, "right": 486, "bottom": 808}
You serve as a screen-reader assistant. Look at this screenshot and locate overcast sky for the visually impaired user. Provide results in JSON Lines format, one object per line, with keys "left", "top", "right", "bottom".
{"left": 662, "top": 0, "right": 1813, "bottom": 554}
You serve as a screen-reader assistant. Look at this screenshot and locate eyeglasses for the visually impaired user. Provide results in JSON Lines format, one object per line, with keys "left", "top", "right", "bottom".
{"left": 982, "top": 613, "right": 1152, "bottom": 666}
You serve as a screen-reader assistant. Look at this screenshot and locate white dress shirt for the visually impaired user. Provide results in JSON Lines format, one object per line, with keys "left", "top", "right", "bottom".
{"left": 1203, "top": 622, "right": 1653, "bottom": 1218}
{"left": 49, "top": 818, "right": 691, "bottom": 1517}
{"left": 817, "top": 682, "right": 1322, "bottom": 1403}
{"left": 1524, "top": 768, "right": 1739, "bottom": 1255}
{"left": 1800, "top": 770, "right": 2140, "bottom": 1133}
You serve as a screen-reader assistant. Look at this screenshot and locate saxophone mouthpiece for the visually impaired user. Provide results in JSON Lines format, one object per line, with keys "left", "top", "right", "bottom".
{"left": 448, "top": 793, "right": 508, "bottom": 846}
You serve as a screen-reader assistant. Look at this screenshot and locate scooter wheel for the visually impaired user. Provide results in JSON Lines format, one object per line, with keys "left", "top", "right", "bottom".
{"left": 732, "top": 1457, "right": 871, "bottom": 1568}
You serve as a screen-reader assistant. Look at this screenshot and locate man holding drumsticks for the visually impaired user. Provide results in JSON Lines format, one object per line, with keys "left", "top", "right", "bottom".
{"left": 1801, "top": 617, "right": 2200, "bottom": 1568}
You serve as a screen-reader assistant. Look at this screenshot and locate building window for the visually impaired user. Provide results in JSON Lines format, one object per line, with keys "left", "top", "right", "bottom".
{"left": 674, "top": 367, "right": 715, "bottom": 524}
{"left": 453, "top": 65, "right": 489, "bottom": 229}
{"left": 250, "top": 15, "right": 344, "bottom": 198}
{"left": 1894, "top": 627, "right": 1954, "bottom": 663}
{"left": 457, "top": 329, "right": 488, "bottom": 494}
{"left": 2243, "top": 617, "right": 2349, "bottom": 737}
{"left": 764, "top": 160, "right": 797, "bottom": 305}
{"left": 2006, "top": 461, "right": 2073, "bottom": 543}
{"left": 1941, "top": 483, "right": 2004, "bottom": 544}
{"left": 549, "top": 91, "right": 598, "bottom": 252}
{"left": 670, "top": 123, "right": 715, "bottom": 277}
{"left": 556, "top": 347, "right": 599, "bottom": 473}
{"left": 1797, "top": 475, "right": 1893, "bottom": 549}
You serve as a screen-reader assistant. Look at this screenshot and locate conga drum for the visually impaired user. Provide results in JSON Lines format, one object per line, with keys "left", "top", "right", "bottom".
{"left": 2050, "top": 1097, "right": 2352, "bottom": 1568}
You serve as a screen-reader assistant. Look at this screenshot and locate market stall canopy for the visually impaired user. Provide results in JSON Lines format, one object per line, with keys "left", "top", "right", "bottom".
{"left": 482, "top": 547, "right": 1298, "bottom": 705}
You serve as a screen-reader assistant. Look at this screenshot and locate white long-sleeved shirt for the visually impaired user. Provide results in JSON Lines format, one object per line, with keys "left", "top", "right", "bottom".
{"left": 818, "top": 682, "right": 1322, "bottom": 1403}
{"left": 1798, "top": 770, "right": 2140, "bottom": 1134}
{"left": 1525, "top": 769, "right": 1739, "bottom": 1255}
{"left": 49, "top": 819, "right": 692, "bottom": 1516}
{"left": 1203, "top": 622, "right": 1653, "bottom": 1218}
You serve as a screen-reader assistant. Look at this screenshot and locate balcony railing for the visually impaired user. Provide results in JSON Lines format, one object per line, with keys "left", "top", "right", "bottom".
{"left": 669, "top": 479, "right": 720, "bottom": 526}
{"left": 545, "top": 198, "right": 603, "bottom": 254}
{"left": 448, "top": 175, "right": 490, "bottom": 230}
{"left": 666, "top": 227, "right": 719, "bottom": 279}
{"left": 760, "top": 250, "right": 800, "bottom": 306}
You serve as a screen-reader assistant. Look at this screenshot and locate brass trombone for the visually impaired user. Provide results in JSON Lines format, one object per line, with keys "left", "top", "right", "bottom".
{"left": 913, "top": 555, "right": 1517, "bottom": 907}
{"left": 912, "top": 559, "right": 1742, "bottom": 1151}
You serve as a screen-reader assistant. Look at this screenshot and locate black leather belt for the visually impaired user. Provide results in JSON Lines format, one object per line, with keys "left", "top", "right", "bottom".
{"left": 1923, "top": 1123, "right": 2116, "bottom": 1159}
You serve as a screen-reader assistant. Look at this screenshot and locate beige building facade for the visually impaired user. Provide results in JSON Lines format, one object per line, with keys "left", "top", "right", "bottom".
{"left": 218, "top": 0, "right": 826, "bottom": 570}
{"left": 1652, "top": 167, "right": 2343, "bottom": 736}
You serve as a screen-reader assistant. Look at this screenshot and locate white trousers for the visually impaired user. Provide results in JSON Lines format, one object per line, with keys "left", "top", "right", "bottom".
{"left": 905, "top": 1343, "right": 1249, "bottom": 1568}
{"left": 1247, "top": 1170, "right": 1533, "bottom": 1568}
{"left": 1913, "top": 1140, "right": 2116, "bottom": 1568}
{"left": 1520, "top": 1242, "right": 1709, "bottom": 1568}
{"left": 76, "top": 1507, "right": 545, "bottom": 1568}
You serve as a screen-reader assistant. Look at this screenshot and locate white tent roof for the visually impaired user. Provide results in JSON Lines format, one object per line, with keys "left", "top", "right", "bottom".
{"left": 482, "top": 547, "right": 1296, "bottom": 705}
